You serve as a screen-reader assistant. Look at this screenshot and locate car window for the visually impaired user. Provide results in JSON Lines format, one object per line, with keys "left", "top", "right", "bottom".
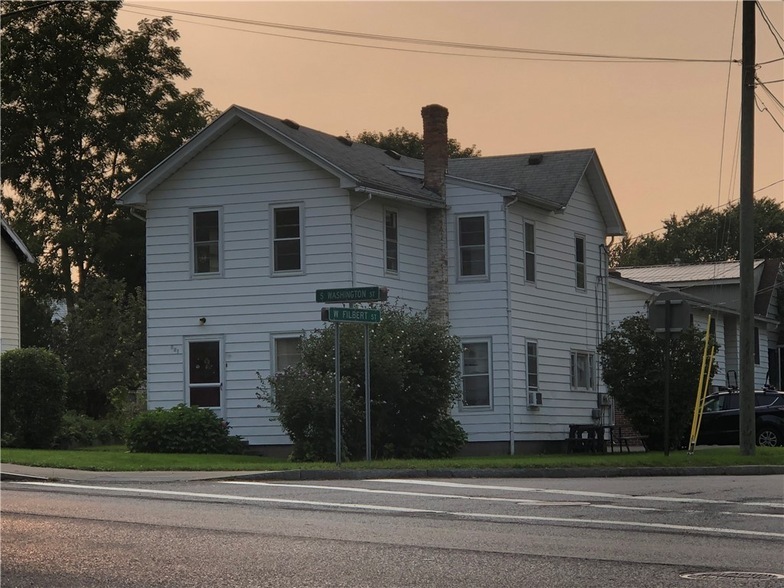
{"left": 754, "top": 394, "right": 773, "bottom": 407}
{"left": 703, "top": 397, "right": 724, "bottom": 412}
{"left": 725, "top": 395, "right": 740, "bottom": 410}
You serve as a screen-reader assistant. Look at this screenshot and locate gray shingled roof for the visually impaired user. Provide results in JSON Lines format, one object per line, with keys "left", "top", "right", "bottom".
{"left": 449, "top": 149, "right": 596, "bottom": 210}
{"left": 239, "top": 107, "right": 598, "bottom": 211}
{"left": 239, "top": 107, "right": 439, "bottom": 205}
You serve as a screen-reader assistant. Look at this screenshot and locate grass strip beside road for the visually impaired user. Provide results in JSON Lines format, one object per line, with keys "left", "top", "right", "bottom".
{"left": 1, "top": 446, "right": 782, "bottom": 472}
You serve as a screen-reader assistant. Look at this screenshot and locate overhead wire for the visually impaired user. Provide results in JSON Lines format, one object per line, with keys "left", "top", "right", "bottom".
{"left": 122, "top": 3, "right": 738, "bottom": 64}
{"left": 755, "top": 1, "right": 784, "bottom": 54}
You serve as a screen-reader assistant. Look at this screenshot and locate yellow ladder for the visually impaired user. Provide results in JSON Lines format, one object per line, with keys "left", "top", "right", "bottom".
{"left": 687, "top": 314, "right": 716, "bottom": 454}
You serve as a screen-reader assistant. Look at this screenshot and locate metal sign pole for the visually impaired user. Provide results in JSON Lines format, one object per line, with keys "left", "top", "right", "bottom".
{"left": 335, "top": 322, "right": 341, "bottom": 467}
{"left": 365, "top": 323, "right": 371, "bottom": 461}
{"left": 664, "top": 301, "right": 671, "bottom": 457}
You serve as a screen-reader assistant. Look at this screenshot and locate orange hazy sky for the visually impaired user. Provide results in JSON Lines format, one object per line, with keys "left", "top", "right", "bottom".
{"left": 117, "top": 1, "right": 783, "bottom": 238}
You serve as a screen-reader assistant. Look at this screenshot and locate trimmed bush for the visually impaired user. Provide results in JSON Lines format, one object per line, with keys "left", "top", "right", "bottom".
{"left": 126, "top": 404, "right": 245, "bottom": 454}
{"left": 1, "top": 347, "right": 67, "bottom": 448}
{"left": 51, "top": 411, "right": 97, "bottom": 449}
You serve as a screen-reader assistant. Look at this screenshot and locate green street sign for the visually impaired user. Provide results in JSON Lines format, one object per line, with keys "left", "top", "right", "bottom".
{"left": 315, "top": 286, "right": 388, "bottom": 304}
{"left": 322, "top": 307, "right": 381, "bottom": 324}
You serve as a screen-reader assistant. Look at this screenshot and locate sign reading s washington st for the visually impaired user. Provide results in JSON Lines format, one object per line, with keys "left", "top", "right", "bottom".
{"left": 315, "top": 286, "right": 388, "bottom": 304}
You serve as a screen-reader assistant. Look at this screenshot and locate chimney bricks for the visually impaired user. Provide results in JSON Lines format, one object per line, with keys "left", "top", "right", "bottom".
{"left": 421, "top": 104, "right": 449, "bottom": 199}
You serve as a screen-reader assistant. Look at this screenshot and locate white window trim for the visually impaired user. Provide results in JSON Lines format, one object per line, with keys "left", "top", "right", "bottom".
{"left": 184, "top": 336, "right": 225, "bottom": 417}
{"left": 190, "top": 207, "right": 223, "bottom": 278}
{"left": 270, "top": 203, "right": 305, "bottom": 276}
{"left": 456, "top": 214, "right": 489, "bottom": 280}
{"left": 459, "top": 338, "right": 493, "bottom": 410}
{"left": 575, "top": 234, "right": 587, "bottom": 291}
{"left": 271, "top": 333, "right": 303, "bottom": 374}
{"left": 384, "top": 207, "right": 399, "bottom": 275}
{"left": 570, "top": 349, "right": 595, "bottom": 391}
{"left": 524, "top": 220, "right": 536, "bottom": 284}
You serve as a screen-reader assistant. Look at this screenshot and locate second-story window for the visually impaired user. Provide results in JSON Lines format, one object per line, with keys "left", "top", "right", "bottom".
{"left": 385, "top": 210, "right": 398, "bottom": 273}
{"left": 458, "top": 216, "right": 486, "bottom": 277}
{"left": 524, "top": 221, "right": 536, "bottom": 283}
{"left": 193, "top": 210, "right": 220, "bottom": 274}
{"left": 575, "top": 235, "right": 586, "bottom": 289}
{"left": 273, "top": 206, "right": 302, "bottom": 272}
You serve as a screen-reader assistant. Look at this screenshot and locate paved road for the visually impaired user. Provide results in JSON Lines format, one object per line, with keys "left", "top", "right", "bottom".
{"left": 2, "top": 475, "right": 783, "bottom": 587}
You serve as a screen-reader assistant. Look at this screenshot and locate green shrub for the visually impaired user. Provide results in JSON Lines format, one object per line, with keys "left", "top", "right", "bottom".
{"left": 1, "top": 347, "right": 67, "bottom": 448}
{"left": 126, "top": 404, "right": 245, "bottom": 454}
{"left": 260, "top": 304, "right": 466, "bottom": 461}
{"left": 51, "top": 411, "right": 97, "bottom": 449}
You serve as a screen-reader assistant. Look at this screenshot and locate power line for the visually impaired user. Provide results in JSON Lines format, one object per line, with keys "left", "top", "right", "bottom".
{"left": 756, "top": 78, "right": 784, "bottom": 112}
{"left": 122, "top": 3, "right": 738, "bottom": 64}
{"left": 756, "top": 2, "right": 784, "bottom": 53}
{"left": 754, "top": 94, "right": 784, "bottom": 133}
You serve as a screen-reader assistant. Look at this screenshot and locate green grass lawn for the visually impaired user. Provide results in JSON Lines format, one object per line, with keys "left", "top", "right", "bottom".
{"left": 1, "top": 445, "right": 782, "bottom": 472}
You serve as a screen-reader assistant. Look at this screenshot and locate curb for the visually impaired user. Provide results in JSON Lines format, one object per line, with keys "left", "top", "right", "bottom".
{"left": 0, "top": 472, "right": 49, "bottom": 482}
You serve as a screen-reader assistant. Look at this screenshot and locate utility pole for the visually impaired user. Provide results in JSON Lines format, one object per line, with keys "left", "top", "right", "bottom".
{"left": 738, "top": 0, "right": 756, "bottom": 455}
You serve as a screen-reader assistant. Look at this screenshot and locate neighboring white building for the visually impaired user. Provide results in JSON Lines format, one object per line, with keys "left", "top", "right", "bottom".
{"left": 1, "top": 217, "right": 34, "bottom": 353}
{"left": 118, "top": 104, "right": 626, "bottom": 454}
{"left": 610, "top": 259, "right": 782, "bottom": 391}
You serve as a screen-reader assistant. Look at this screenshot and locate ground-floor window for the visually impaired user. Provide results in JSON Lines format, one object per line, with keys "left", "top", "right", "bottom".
{"left": 188, "top": 340, "right": 221, "bottom": 408}
{"left": 273, "top": 335, "right": 302, "bottom": 372}
{"left": 461, "top": 340, "right": 491, "bottom": 407}
{"left": 570, "top": 350, "right": 595, "bottom": 391}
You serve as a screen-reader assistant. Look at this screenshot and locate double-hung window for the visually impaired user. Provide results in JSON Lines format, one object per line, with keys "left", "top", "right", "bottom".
{"left": 273, "top": 205, "right": 302, "bottom": 272}
{"left": 458, "top": 216, "right": 486, "bottom": 277}
{"left": 524, "top": 221, "right": 536, "bottom": 283}
{"left": 570, "top": 350, "right": 595, "bottom": 391}
{"left": 385, "top": 210, "right": 398, "bottom": 273}
{"left": 187, "top": 340, "right": 222, "bottom": 408}
{"left": 527, "top": 341, "right": 539, "bottom": 391}
{"left": 193, "top": 210, "right": 220, "bottom": 274}
{"left": 273, "top": 336, "right": 302, "bottom": 372}
{"left": 575, "top": 235, "right": 586, "bottom": 289}
{"left": 461, "top": 341, "right": 491, "bottom": 407}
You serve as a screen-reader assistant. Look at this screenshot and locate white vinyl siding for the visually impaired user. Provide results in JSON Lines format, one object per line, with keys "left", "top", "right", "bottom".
{"left": 457, "top": 215, "right": 487, "bottom": 278}
{"left": 461, "top": 340, "right": 491, "bottom": 407}
{"left": 0, "top": 239, "right": 21, "bottom": 352}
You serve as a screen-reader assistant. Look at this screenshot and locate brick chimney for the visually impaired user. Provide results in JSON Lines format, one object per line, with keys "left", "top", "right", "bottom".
{"left": 422, "top": 104, "right": 449, "bottom": 324}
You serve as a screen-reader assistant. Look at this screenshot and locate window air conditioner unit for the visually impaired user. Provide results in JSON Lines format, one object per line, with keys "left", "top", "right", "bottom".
{"left": 528, "top": 392, "right": 543, "bottom": 406}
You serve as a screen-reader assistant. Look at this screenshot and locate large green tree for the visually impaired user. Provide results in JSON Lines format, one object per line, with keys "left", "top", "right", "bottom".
{"left": 599, "top": 315, "right": 717, "bottom": 451}
{"left": 1, "top": 1, "right": 216, "bottom": 304}
{"left": 611, "top": 198, "right": 784, "bottom": 267}
{"left": 351, "top": 127, "right": 480, "bottom": 159}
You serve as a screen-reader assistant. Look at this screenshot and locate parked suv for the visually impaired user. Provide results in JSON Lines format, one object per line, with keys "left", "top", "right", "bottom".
{"left": 698, "top": 388, "right": 784, "bottom": 447}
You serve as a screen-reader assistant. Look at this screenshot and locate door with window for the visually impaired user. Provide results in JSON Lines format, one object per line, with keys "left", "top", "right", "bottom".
{"left": 188, "top": 340, "right": 222, "bottom": 409}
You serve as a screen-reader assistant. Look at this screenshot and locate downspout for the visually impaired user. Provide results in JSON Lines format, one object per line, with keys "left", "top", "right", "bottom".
{"left": 505, "top": 196, "right": 519, "bottom": 455}
{"left": 350, "top": 192, "right": 373, "bottom": 287}
{"left": 129, "top": 207, "right": 146, "bottom": 223}
{"left": 599, "top": 239, "right": 614, "bottom": 425}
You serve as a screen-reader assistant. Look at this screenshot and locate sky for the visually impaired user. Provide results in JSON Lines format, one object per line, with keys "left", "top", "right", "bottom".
{"left": 116, "top": 1, "right": 784, "bottom": 238}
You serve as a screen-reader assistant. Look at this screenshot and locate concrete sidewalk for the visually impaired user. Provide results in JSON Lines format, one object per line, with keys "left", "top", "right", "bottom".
{"left": 2, "top": 462, "right": 783, "bottom": 484}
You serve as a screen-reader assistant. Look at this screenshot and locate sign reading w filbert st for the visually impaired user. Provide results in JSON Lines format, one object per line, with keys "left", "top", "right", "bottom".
{"left": 322, "top": 307, "right": 381, "bottom": 323}
{"left": 315, "top": 286, "right": 388, "bottom": 304}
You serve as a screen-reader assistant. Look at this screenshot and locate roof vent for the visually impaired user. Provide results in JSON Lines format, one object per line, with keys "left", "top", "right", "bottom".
{"left": 385, "top": 149, "right": 402, "bottom": 161}
{"left": 336, "top": 135, "right": 353, "bottom": 146}
{"left": 528, "top": 154, "right": 544, "bottom": 165}
{"left": 282, "top": 118, "right": 300, "bottom": 130}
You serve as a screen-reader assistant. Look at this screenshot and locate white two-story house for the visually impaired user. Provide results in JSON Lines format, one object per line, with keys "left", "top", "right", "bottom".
{"left": 1, "top": 217, "right": 35, "bottom": 353}
{"left": 118, "top": 104, "right": 626, "bottom": 454}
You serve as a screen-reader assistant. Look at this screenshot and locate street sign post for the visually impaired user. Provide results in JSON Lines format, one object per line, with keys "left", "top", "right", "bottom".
{"left": 316, "top": 286, "right": 388, "bottom": 304}
{"left": 318, "top": 286, "right": 387, "bottom": 466}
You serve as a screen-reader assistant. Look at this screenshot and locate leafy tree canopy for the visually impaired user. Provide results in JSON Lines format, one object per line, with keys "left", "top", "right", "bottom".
{"left": 0, "top": 1, "right": 217, "bottom": 303}
{"left": 611, "top": 198, "right": 784, "bottom": 267}
{"left": 350, "top": 127, "right": 480, "bottom": 159}
{"left": 599, "top": 315, "right": 717, "bottom": 450}
{"left": 259, "top": 304, "right": 467, "bottom": 461}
